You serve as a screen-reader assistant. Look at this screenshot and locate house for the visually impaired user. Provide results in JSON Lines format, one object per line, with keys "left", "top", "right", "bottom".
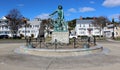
{"left": 0, "top": 16, "right": 12, "bottom": 37}
{"left": 103, "top": 24, "right": 120, "bottom": 38}
{"left": 18, "top": 18, "right": 41, "bottom": 38}
{"left": 75, "top": 19, "right": 102, "bottom": 37}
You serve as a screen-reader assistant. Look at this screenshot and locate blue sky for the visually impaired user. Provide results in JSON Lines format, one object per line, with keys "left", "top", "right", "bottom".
{"left": 0, "top": 0, "right": 120, "bottom": 21}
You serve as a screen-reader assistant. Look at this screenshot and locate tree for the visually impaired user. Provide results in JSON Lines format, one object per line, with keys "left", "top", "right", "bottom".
{"left": 93, "top": 16, "right": 110, "bottom": 28}
{"left": 6, "top": 9, "right": 24, "bottom": 36}
{"left": 38, "top": 19, "right": 51, "bottom": 38}
{"left": 68, "top": 19, "right": 76, "bottom": 30}
{"left": 92, "top": 16, "right": 110, "bottom": 38}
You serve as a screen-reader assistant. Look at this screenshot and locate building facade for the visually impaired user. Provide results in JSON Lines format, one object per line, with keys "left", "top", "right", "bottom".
{"left": 18, "top": 18, "right": 41, "bottom": 38}
{"left": 0, "top": 17, "right": 12, "bottom": 37}
{"left": 75, "top": 19, "right": 102, "bottom": 36}
{"left": 103, "top": 24, "right": 120, "bottom": 38}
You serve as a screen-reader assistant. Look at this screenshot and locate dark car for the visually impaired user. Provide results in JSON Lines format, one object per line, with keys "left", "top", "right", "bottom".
{"left": 13, "top": 34, "right": 21, "bottom": 39}
{"left": 0, "top": 35, "right": 9, "bottom": 39}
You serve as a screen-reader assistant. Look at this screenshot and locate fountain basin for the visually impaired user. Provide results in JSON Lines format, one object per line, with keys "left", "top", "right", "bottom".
{"left": 15, "top": 45, "right": 104, "bottom": 57}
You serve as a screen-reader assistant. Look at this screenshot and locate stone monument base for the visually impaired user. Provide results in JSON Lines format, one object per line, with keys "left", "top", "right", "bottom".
{"left": 52, "top": 32, "right": 69, "bottom": 44}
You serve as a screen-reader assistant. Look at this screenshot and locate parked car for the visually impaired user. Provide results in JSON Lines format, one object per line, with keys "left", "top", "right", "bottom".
{"left": 0, "top": 35, "right": 9, "bottom": 39}
{"left": 69, "top": 34, "right": 77, "bottom": 38}
{"left": 12, "top": 34, "right": 21, "bottom": 39}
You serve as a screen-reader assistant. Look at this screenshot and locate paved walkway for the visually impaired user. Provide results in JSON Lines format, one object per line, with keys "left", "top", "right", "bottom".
{"left": 0, "top": 41, "right": 120, "bottom": 70}
{"left": 106, "top": 39, "right": 120, "bottom": 42}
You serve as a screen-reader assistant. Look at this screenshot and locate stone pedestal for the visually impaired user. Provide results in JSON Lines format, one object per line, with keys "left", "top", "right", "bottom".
{"left": 52, "top": 32, "right": 69, "bottom": 43}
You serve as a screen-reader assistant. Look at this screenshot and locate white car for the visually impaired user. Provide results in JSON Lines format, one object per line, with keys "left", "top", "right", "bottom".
{"left": 69, "top": 34, "right": 77, "bottom": 38}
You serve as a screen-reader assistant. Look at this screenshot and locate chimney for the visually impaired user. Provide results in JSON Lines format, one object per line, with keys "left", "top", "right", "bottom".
{"left": 80, "top": 16, "right": 83, "bottom": 20}
{"left": 93, "top": 17, "right": 96, "bottom": 20}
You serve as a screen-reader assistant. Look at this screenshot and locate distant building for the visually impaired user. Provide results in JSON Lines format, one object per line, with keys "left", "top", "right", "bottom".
{"left": 0, "top": 16, "right": 12, "bottom": 37}
{"left": 103, "top": 24, "right": 120, "bottom": 38}
{"left": 18, "top": 18, "right": 41, "bottom": 38}
{"left": 75, "top": 19, "right": 102, "bottom": 36}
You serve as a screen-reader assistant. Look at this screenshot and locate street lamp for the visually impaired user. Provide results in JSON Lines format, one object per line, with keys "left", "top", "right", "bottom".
{"left": 23, "top": 18, "right": 27, "bottom": 39}
{"left": 112, "top": 18, "right": 115, "bottom": 39}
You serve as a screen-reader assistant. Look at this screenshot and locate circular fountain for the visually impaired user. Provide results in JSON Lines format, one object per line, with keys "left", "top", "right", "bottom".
{"left": 15, "top": 5, "right": 104, "bottom": 57}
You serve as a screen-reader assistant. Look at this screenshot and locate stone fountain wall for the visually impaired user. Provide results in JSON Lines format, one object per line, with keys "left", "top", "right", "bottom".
{"left": 52, "top": 31, "right": 69, "bottom": 44}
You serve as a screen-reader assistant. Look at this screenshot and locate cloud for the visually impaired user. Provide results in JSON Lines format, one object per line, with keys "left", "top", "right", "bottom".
{"left": 65, "top": 13, "right": 71, "bottom": 16}
{"left": 90, "top": 1, "right": 95, "bottom": 4}
{"left": 68, "top": 8, "right": 77, "bottom": 13}
{"left": 109, "top": 14, "right": 120, "bottom": 19}
{"left": 17, "top": 4, "right": 24, "bottom": 7}
{"left": 36, "top": 13, "right": 50, "bottom": 19}
{"left": 79, "top": 7, "right": 95, "bottom": 12}
{"left": 102, "top": 0, "right": 120, "bottom": 7}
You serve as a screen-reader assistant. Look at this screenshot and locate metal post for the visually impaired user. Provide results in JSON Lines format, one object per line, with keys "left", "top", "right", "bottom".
{"left": 93, "top": 36, "right": 96, "bottom": 45}
{"left": 73, "top": 37, "right": 76, "bottom": 48}
{"left": 25, "top": 25, "right": 26, "bottom": 39}
{"left": 55, "top": 39, "right": 57, "bottom": 49}
{"left": 26, "top": 37, "right": 28, "bottom": 46}
{"left": 88, "top": 37, "right": 90, "bottom": 43}
{"left": 39, "top": 38, "right": 42, "bottom": 48}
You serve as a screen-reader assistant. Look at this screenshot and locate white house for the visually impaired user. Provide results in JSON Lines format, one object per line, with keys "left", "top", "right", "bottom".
{"left": 103, "top": 24, "right": 120, "bottom": 38}
{"left": 75, "top": 19, "right": 103, "bottom": 36}
{"left": 0, "top": 16, "right": 12, "bottom": 37}
{"left": 18, "top": 18, "right": 41, "bottom": 38}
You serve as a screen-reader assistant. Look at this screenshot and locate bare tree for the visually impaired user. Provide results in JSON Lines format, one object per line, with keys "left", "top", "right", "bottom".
{"left": 39, "top": 19, "right": 54, "bottom": 38}
{"left": 92, "top": 16, "right": 110, "bottom": 38}
{"left": 6, "top": 9, "right": 25, "bottom": 36}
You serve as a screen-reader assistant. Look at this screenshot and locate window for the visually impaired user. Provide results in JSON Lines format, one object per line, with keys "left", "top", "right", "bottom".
{"left": 35, "top": 25, "right": 39, "bottom": 28}
{"left": 22, "top": 31, "right": 25, "bottom": 33}
{"left": 5, "top": 26, "right": 8, "bottom": 29}
{"left": 19, "top": 31, "right": 21, "bottom": 33}
{"left": 83, "top": 24, "right": 85, "bottom": 27}
{"left": 29, "top": 25, "right": 32, "bottom": 28}
{"left": 80, "top": 24, "right": 81, "bottom": 27}
{"left": 79, "top": 31, "right": 85, "bottom": 34}
{"left": 28, "top": 31, "right": 30, "bottom": 33}
{"left": 95, "top": 32, "right": 100, "bottom": 34}
{"left": 89, "top": 24, "right": 93, "bottom": 27}
{"left": 116, "top": 32, "right": 118, "bottom": 35}
{"left": 79, "top": 28, "right": 86, "bottom": 30}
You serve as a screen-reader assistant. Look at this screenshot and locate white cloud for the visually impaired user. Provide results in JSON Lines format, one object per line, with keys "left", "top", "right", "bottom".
{"left": 36, "top": 13, "right": 50, "bottom": 20}
{"left": 90, "top": 1, "right": 95, "bottom": 4}
{"left": 65, "top": 13, "right": 71, "bottom": 16}
{"left": 109, "top": 14, "right": 120, "bottom": 19}
{"left": 68, "top": 8, "right": 77, "bottom": 13}
{"left": 79, "top": 7, "right": 95, "bottom": 12}
{"left": 102, "top": 0, "right": 120, "bottom": 7}
{"left": 17, "top": 4, "right": 24, "bottom": 7}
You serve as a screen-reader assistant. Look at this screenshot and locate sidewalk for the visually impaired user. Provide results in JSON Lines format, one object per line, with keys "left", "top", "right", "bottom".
{"left": 106, "top": 39, "right": 120, "bottom": 42}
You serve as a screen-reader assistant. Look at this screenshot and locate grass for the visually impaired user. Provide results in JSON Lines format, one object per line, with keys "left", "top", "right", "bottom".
{"left": 45, "top": 37, "right": 52, "bottom": 42}
{"left": 115, "top": 37, "right": 120, "bottom": 41}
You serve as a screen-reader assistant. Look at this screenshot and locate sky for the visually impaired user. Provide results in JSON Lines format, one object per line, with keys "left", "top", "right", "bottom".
{"left": 0, "top": 0, "right": 120, "bottom": 21}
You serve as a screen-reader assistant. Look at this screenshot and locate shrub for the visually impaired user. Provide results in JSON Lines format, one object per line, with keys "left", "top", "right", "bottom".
{"left": 20, "top": 34, "right": 24, "bottom": 38}
{"left": 31, "top": 34, "right": 34, "bottom": 38}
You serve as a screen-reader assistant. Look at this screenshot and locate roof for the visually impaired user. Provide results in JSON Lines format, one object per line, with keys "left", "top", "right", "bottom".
{"left": 27, "top": 20, "right": 41, "bottom": 25}
{"left": 1, "top": 16, "right": 7, "bottom": 20}
{"left": 76, "top": 20, "right": 94, "bottom": 24}
{"left": 0, "top": 20, "right": 8, "bottom": 26}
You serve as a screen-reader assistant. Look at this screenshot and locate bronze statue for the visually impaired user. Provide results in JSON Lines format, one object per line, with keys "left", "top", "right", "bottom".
{"left": 49, "top": 5, "right": 68, "bottom": 32}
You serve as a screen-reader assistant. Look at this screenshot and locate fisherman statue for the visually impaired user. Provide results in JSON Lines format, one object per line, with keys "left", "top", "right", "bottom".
{"left": 49, "top": 5, "right": 68, "bottom": 32}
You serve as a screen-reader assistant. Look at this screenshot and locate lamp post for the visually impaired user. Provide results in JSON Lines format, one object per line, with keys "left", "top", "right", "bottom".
{"left": 112, "top": 18, "right": 115, "bottom": 39}
{"left": 22, "top": 17, "right": 27, "bottom": 39}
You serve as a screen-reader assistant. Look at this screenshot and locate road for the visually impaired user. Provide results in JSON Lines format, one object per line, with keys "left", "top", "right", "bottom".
{"left": 0, "top": 40, "right": 120, "bottom": 70}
